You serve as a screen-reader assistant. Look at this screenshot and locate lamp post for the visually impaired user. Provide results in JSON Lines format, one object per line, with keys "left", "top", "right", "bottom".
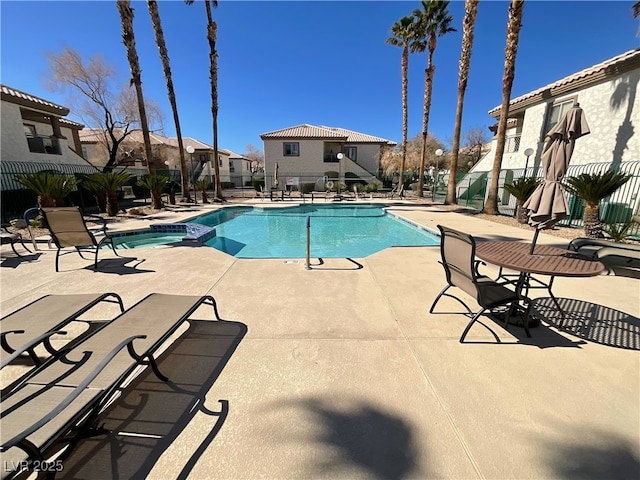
{"left": 523, "top": 147, "right": 534, "bottom": 175}
{"left": 336, "top": 152, "right": 344, "bottom": 198}
{"left": 186, "top": 145, "right": 195, "bottom": 200}
{"left": 434, "top": 149, "right": 443, "bottom": 201}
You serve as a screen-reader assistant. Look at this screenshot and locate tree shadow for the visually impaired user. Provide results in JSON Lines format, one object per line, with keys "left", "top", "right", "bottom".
{"left": 534, "top": 297, "right": 640, "bottom": 350}
{"left": 541, "top": 426, "right": 640, "bottom": 479}
{"left": 271, "top": 397, "right": 421, "bottom": 479}
{"left": 609, "top": 70, "right": 638, "bottom": 170}
{"left": 59, "top": 319, "right": 247, "bottom": 479}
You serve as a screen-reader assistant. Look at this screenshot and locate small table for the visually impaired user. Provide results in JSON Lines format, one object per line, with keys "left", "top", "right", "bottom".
{"left": 475, "top": 241, "right": 606, "bottom": 327}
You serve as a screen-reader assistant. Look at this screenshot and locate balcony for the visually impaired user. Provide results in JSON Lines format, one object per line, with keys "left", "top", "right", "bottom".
{"left": 505, "top": 134, "right": 521, "bottom": 153}
{"left": 26, "top": 135, "right": 61, "bottom": 155}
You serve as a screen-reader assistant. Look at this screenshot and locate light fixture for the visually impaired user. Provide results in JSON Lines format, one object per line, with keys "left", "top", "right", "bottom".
{"left": 524, "top": 147, "right": 534, "bottom": 172}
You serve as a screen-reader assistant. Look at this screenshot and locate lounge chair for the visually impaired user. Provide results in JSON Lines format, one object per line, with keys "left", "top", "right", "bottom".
{"left": 0, "top": 227, "right": 32, "bottom": 258}
{"left": 430, "top": 225, "right": 532, "bottom": 342}
{"left": 0, "top": 293, "right": 222, "bottom": 478}
{"left": 1, "top": 293, "right": 124, "bottom": 369}
{"left": 567, "top": 237, "right": 640, "bottom": 264}
{"left": 39, "top": 206, "right": 119, "bottom": 272}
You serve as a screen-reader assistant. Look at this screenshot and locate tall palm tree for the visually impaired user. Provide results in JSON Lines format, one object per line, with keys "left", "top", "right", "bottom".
{"left": 413, "top": 0, "right": 456, "bottom": 198}
{"left": 445, "top": 0, "right": 479, "bottom": 205}
{"left": 116, "top": 0, "right": 155, "bottom": 175}
{"left": 147, "top": 0, "right": 190, "bottom": 201}
{"left": 386, "top": 15, "right": 421, "bottom": 196}
{"left": 186, "top": 0, "right": 224, "bottom": 202}
{"left": 633, "top": 1, "right": 640, "bottom": 18}
{"left": 483, "top": 0, "right": 524, "bottom": 215}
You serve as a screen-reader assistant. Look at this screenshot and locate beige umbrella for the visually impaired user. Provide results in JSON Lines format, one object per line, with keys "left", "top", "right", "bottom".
{"left": 523, "top": 104, "right": 590, "bottom": 253}
{"left": 273, "top": 162, "right": 279, "bottom": 188}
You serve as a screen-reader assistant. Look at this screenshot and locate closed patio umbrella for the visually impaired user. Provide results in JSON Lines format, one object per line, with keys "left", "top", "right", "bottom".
{"left": 523, "top": 104, "right": 590, "bottom": 253}
{"left": 273, "top": 162, "right": 279, "bottom": 188}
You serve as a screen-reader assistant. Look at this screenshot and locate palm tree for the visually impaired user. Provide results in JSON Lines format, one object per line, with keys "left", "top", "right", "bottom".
{"left": 15, "top": 172, "right": 77, "bottom": 208}
{"left": 186, "top": 0, "right": 224, "bottom": 202}
{"left": 147, "top": 0, "right": 190, "bottom": 201}
{"left": 633, "top": 1, "right": 640, "bottom": 18}
{"left": 483, "top": 0, "right": 524, "bottom": 215}
{"left": 116, "top": 0, "right": 155, "bottom": 175}
{"left": 413, "top": 0, "right": 456, "bottom": 198}
{"left": 87, "top": 170, "right": 134, "bottom": 216}
{"left": 195, "top": 179, "right": 211, "bottom": 204}
{"left": 137, "top": 174, "right": 170, "bottom": 209}
{"left": 503, "top": 176, "right": 540, "bottom": 223}
{"left": 386, "top": 15, "right": 421, "bottom": 196}
{"left": 445, "top": 0, "right": 479, "bottom": 205}
{"left": 565, "top": 170, "right": 631, "bottom": 238}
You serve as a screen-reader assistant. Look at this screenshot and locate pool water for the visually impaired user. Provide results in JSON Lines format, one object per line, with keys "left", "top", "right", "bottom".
{"left": 111, "top": 232, "right": 186, "bottom": 249}
{"left": 192, "top": 204, "right": 439, "bottom": 258}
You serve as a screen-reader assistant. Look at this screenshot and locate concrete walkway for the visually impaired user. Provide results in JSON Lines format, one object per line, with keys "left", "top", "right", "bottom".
{"left": 1, "top": 202, "right": 638, "bottom": 479}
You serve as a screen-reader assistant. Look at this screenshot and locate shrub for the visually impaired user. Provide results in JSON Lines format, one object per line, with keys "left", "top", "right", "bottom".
{"left": 299, "top": 183, "right": 316, "bottom": 194}
{"left": 252, "top": 178, "right": 265, "bottom": 191}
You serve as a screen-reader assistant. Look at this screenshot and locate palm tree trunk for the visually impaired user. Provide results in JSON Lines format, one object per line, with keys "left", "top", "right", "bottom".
{"left": 117, "top": 0, "right": 155, "bottom": 175}
{"left": 106, "top": 190, "right": 119, "bottom": 216}
{"left": 446, "top": 0, "right": 478, "bottom": 205}
{"left": 205, "top": 0, "right": 224, "bottom": 202}
{"left": 399, "top": 45, "right": 409, "bottom": 195}
{"left": 418, "top": 42, "right": 436, "bottom": 198}
{"left": 483, "top": 0, "right": 524, "bottom": 215}
{"left": 147, "top": 0, "right": 190, "bottom": 200}
{"left": 584, "top": 204, "right": 603, "bottom": 238}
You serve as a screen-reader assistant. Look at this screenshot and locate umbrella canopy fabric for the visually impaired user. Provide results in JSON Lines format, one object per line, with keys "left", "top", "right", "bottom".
{"left": 523, "top": 105, "right": 590, "bottom": 230}
{"left": 273, "top": 162, "right": 279, "bottom": 187}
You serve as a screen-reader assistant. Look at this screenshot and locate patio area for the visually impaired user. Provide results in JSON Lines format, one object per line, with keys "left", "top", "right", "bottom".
{"left": 1, "top": 202, "right": 638, "bottom": 479}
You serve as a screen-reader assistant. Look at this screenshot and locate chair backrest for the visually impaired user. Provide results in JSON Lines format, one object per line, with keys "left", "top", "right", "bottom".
{"left": 437, "top": 225, "right": 479, "bottom": 299}
{"left": 40, "top": 207, "right": 96, "bottom": 248}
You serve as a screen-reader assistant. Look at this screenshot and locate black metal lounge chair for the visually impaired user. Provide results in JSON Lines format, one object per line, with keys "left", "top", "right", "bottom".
{"left": 0, "top": 293, "right": 222, "bottom": 479}
{"left": 430, "top": 225, "right": 532, "bottom": 342}
{"left": 39, "top": 207, "right": 119, "bottom": 272}
{"left": 567, "top": 237, "right": 640, "bottom": 263}
{"left": 0, "top": 227, "right": 32, "bottom": 258}
{"left": 0, "top": 293, "right": 124, "bottom": 369}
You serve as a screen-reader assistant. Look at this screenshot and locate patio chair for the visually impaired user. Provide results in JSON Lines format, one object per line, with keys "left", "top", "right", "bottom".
{"left": 568, "top": 237, "right": 640, "bottom": 263}
{"left": 1, "top": 293, "right": 125, "bottom": 369}
{"left": 1, "top": 294, "right": 222, "bottom": 476}
{"left": 0, "top": 226, "right": 32, "bottom": 258}
{"left": 430, "top": 225, "right": 532, "bottom": 342}
{"left": 39, "top": 207, "right": 119, "bottom": 272}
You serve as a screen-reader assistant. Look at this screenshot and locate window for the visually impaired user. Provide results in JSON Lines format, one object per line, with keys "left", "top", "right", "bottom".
{"left": 283, "top": 142, "right": 299, "bottom": 156}
{"left": 229, "top": 159, "right": 235, "bottom": 172}
{"left": 343, "top": 146, "right": 357, "bottom": 161}
{"left": 23, "top": 124, "right": 36, "bottom": 137}
{"left": 544, "top": 99, "right": 575, "bottom": 134}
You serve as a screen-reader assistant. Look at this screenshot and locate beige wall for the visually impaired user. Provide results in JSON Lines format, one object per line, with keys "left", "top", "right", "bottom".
{"left": 475, "top": 69, "right": 640, "bottom": 172}
{"left": 1, "top": 101, "right": 88, "bottom": 166}
{"left": 263, "top": 138, "right": 382, "bottom": 188}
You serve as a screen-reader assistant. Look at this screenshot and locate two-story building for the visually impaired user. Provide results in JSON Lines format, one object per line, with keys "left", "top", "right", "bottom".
{"left": 260, "top": 124, "right": 396, "bottom": 190}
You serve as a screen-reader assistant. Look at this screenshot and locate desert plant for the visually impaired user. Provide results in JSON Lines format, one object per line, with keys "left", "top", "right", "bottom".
{"left": 165, "top": 180, "right": 179, "bottom": 205}
{"left": 137, "top": 174, "right": 169, "bottom": 209}
{"left": 364, "top": 183, "right": 379, "bottom": 193}
{"left": 194, "top": 179, "right": 211, "bottom": 204}
{"left": 15, "top": 171, "right": 76, "bottom": 207}
{"left": 299, "top": 183, "right": 315, "bottom": 194}
{"left": 565, "top": 170, "right": 631, "bottom": 238}
{"left": 503, "top": 176, "right": 541, "bottom": 224}
{"left": 83, "top": 171, "right": 133, "bottom": 216}
{"left": 603, "top": 221, "right": 634, "bottom": 242}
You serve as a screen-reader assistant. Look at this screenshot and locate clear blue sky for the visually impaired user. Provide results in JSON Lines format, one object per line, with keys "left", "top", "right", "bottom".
{"left": 1, "top": 1, "right": 638, "bottom": 155}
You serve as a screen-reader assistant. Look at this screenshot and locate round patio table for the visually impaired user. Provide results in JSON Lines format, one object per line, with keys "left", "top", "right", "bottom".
{"left": 475, "top": 241, "right": 605, "bottom": 327}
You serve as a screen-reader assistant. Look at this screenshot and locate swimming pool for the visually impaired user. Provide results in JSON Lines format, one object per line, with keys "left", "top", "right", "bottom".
{"left": 192, "top": 204, "right": 439, "bottom": 258}
{"left": 110, "top": 204, "right": 439, "bottom": 258}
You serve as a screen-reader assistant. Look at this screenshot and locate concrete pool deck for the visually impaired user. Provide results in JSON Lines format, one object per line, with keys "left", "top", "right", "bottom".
{"left": 1, "top": 201, "right": 638, "bottom": 479}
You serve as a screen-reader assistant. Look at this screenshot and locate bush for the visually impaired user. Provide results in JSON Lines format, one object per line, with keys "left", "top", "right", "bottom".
{"left": 299, "top": 183, "right": 316, "bottom": 194}
{"left": 252, "top": 178, "right": 265, "bottom": 191}
{"left": 220, "top": 182, "right": 235, "bottom": 189}
{"left": 364, "top": 183, "right": 378, "bottom": 193}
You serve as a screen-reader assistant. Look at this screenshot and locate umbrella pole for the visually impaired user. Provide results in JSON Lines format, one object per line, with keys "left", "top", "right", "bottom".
{"left": 530, "top": 229, "right": 540, "bottom": 255}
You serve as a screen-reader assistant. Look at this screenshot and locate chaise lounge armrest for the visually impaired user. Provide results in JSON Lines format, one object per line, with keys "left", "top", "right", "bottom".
{"left": 0, "top": 335, "right": 147, "bottom": 470}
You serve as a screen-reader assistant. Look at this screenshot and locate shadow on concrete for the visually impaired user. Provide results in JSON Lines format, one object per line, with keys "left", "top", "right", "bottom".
{"left": 84, "top": 257, "right": 154, "bottom": 275}
{"left": 0, "top": 252, "right": 43, "bottom": 268}
{"left": 543, "top": 427, "right": 640, "bottom": 479}
{"left": 60, "top": 319, "right": 247, "bottom": 479}
{"left": 535, "top": 297, "right": 640, "bottom": 350}
{"left": 271, "top": 397, "right": 421, "bottom": 479}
